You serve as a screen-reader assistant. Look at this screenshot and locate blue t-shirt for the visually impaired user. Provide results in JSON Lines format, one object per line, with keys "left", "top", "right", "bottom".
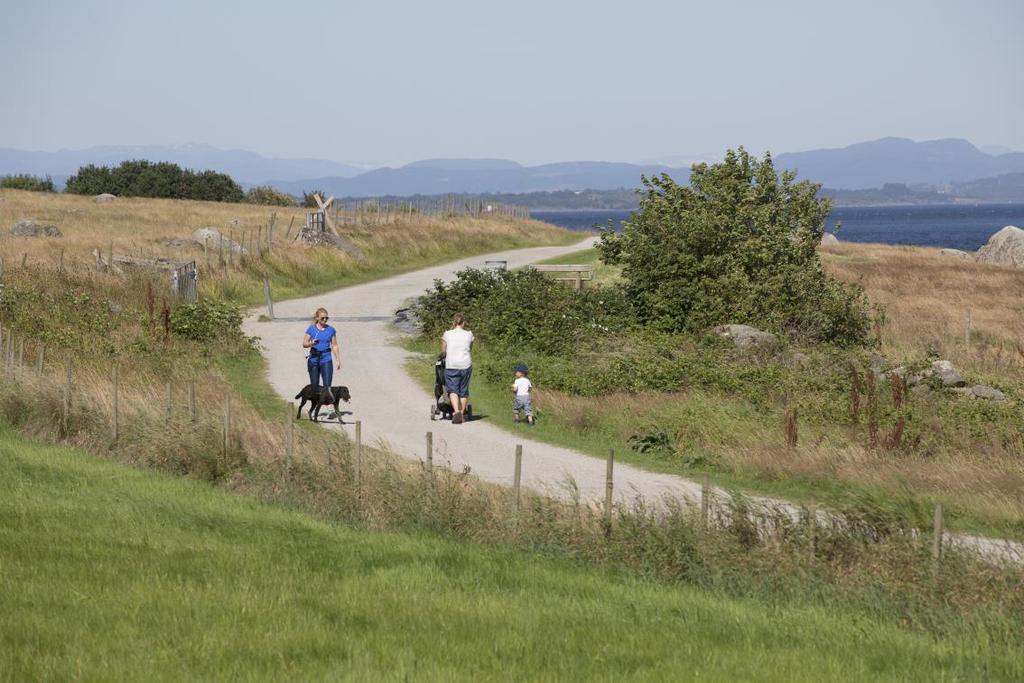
{"left": 306, "top": 324, "right": 336, "bottom": 355}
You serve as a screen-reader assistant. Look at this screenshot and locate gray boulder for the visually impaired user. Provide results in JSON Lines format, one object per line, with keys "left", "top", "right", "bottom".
{"left": 393, "top": 307, "right": 422, "bottom": 336}
{"left": 714, "top": 324, "right": 778, "bottom": 350}
{"left": 94, "top": 193, "right": 117, "bottom": 203}
{"left": 976, "top": 225, "right": 1024, "bottom": 268}
{"left": 820, "top": 232, "right": 839, "bottom": 246}
{"left": 11, "top": 218, "right": 62, "bottom": 238}
{"left": 967, "top": 385, "right": 1006, "bottom": 400}
{"left": 939, "top": 248, "right": 971, "bottom": 259}
{"left": 899, "top": 360, "right": 966, "bottom": 388}
{"left": 191, "top": 227, "right": 246, "bottom": 254}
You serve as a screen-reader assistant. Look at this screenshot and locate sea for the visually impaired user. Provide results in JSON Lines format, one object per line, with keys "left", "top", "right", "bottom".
{"left": 532, "top": 204, "right": 1024, "bottom": 251}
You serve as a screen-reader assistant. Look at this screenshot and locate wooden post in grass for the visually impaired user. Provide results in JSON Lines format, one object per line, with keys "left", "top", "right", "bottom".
{"left": 701, "top": 476, "right": 710, "bottom": 529}
{"left": 108, "top": 242, "right": 114, "bottom": 273}
{"left": 932, "top": 503, "right": 944, "bottom": 562}
{"left": 604, "top": 449, "right": 615, "bottom": 528}
{"left": 286, "top": 402, "right": 295, "bottom": 472}
{"left": 16, "top": 337, "right": 23, "bottom": 382}
{"left": 223, "top": 398, "right": 231, "bottom": 455}
{"left": 188, "top": 380, "right": 196, "bottom": 422}
{"left": 112, "top": 365, "right": 120, "bottom": 443}
{"left": 21, "top": 253, "right": 27, "bottom": 268}
{"left": 425, "top": 431, "right": 433, "bottom": 473}
{"left": 355, "top": 420, "right": 362, "bottom": 499}
{"left": 513, "top": 444, "right": 523, "bottom": 521}
{"left": 263, "top": 276, "right": 274, "bottom": 320}
{"left": 36, "top": 346, "right": 44, "bottom": 375}
{"left": 964, "top": 310, "right": 972, "bottom": 346}
{"left": 61, "top": 358, "right": 72, "bottom": 437}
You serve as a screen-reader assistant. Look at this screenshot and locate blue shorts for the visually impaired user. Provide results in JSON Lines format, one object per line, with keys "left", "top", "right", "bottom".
{"left": 444, "top": 367, "right": 472, "bottom": 398}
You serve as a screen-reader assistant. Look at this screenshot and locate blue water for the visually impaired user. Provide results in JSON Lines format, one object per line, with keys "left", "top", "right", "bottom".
{"left": 533, "top": 204, "right": 1024, "bottom": 251}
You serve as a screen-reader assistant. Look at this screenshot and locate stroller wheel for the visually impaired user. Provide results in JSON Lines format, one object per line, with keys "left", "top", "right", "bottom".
{"left": 430, "top": 405, "right": 438, "bottom": 421}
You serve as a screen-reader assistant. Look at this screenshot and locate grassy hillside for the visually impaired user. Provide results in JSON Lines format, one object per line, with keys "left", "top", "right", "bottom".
{"left": 407, "top": 242, "right": 1024, "bottom": 538}
{"left": 0, "top": 189, "right": 576, "bottom": 305}
{"left": 2, "top": 428, "right": 1021, "bottom": 681}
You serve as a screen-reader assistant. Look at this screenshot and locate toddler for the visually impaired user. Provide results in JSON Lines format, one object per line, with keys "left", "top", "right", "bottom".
{"left": 511, "top": 364, "right": 534, "bottom": 426}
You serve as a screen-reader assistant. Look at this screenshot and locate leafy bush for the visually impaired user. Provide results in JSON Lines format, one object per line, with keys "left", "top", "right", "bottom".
{"left": 170, "top": 298, "right": 244, "bottom": 342}
{"left": 245, "top": 185, "right": 296, "bottom": 206}
{"left": 65, "top": 160, "right": 244, "bottom": 202}
{"left": 599, "top": 148, "right": 875, "bottom": 346}
{"left": 302, "top": 189, "right": 325, "bottom": 208}
{"left": 0, "top": 174, "right": 55, "bottom": 192}
{"left": 414, "top": 267, "right": 631, "bottom": 354}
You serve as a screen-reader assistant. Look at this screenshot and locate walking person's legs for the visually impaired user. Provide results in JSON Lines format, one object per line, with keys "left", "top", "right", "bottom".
{"left": 308, "top": 359, "right": 320, "bottom": 387}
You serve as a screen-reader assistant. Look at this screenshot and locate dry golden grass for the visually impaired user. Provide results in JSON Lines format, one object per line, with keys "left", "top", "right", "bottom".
{"left": 0, "top": 189, "right": 574, "bottom": 303}
{"left": 822, "top": 242, "right": 1024, "bottom": 378}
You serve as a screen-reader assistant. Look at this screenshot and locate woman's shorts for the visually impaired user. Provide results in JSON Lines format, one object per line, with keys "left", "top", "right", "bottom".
{"left": 444, "top": 367, "right": 472, "bottom": 398}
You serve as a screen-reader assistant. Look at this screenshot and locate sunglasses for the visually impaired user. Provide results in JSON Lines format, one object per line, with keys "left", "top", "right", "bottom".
{"left": 319, "top": 317, "right": 329, "bottom": 321}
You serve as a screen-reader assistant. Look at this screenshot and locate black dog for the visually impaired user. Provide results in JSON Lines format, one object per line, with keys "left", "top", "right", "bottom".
{"left": 294, "top": 384, "right": 351, "bottom": 422}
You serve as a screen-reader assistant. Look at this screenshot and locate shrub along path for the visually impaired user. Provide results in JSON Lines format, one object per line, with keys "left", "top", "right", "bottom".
{"left": 243, "top": 238, "right": 1023, "bottom": 563}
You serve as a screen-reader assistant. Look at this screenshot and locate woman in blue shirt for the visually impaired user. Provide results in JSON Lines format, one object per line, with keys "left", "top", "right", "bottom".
{"left": 303, "top": 307, "right": 340, "bottom": 388}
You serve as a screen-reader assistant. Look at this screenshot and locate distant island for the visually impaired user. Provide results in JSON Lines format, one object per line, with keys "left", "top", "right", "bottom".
{"left": 334, "top": 173, "right": 1024, "bottom": 211}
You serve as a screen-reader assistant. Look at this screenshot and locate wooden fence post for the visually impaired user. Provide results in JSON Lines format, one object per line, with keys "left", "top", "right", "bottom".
{"left": 513, "top": 444, "right": 523, "bottom": 522}
{"left": 263, "top": 276, "right": 274, "bottom": 320}
{"left": 355, "top": 420, "right": 362, "bottom": 499}
{"left": 223, "top": 398, "right": 231, "bottom": 455}
{"left": 61, "top": 358, "right": 72, "bottom": 437}
{"left": 604, "top": 448, "right": 615, "bottom": 528}
{"left": 425, "top": 431, "right": 433, "bottom": 473}
{"left": 286, "top": 402, "right": 295, "bottom": 472}
{"left": 16, "top": 337, "right": 23, "bottom": 382}
{"left": 932, "top": 503, "right": 944, "bottom": 562}
{"left": 701, "top": 476, "right": 710, "bottom": 529}
{"left": 112, "top": 365, "right": 119, "bottom": 443}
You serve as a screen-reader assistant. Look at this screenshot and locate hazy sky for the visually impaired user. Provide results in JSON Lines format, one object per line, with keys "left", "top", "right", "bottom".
{"left": 1, "top": 0, "right": 1021, "bottom": 166}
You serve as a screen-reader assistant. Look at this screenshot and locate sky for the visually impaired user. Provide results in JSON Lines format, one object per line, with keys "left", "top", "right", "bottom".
{"left": 1, "top": 0, "right": 1022, "bottom": 166}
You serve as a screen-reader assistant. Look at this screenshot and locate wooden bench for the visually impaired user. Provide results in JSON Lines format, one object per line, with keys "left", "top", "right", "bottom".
{"left": 530, "top": 264, "right": 594, "bottom": 291}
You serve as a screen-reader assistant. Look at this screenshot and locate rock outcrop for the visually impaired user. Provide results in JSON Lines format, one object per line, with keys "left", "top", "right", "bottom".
{"left": 895, "top": 360, "right": 966, "bottom": 388}
{"left": 976, "top": 225, "right": 1024, "bottom": 268}
{"left": 951, "top": 385, "right": 1007, "bottom": 400}
{"left": 10, "top": 218, "right": 62, "bottom": 238}
{"left": 820, "top": 232, "right": 839, "bottom": 246}
{"left": 939, "top": 248, "right": 971, "bottom": 259}
{"left": 191, "top": 227, "right": 246, "bottom": 254}
{"left": 714, "top": 324, "right": 778, "bottom": 350}
{"left": 94, "top": 193, "right": 117, "bottom": 203}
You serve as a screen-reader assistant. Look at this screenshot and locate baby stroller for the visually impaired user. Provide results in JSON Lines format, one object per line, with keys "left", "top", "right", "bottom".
{"left": 430, "top": 354, "right": 472, "bottom": 421}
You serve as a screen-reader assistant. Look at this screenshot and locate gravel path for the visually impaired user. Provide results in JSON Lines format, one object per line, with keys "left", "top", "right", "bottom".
{"left": 243, "top": 238, "right": 1022, "bottom": 565}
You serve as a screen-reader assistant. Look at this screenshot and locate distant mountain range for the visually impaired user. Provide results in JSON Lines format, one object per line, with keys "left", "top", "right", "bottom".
{"left": 2, "top": 138, "right": 1023, "bottom": 202}
{"left": 266, "top": 160, "right": 689, "bottom": 198}
{"left": 774, "top": 137, "right": 1024, "bottom": 190}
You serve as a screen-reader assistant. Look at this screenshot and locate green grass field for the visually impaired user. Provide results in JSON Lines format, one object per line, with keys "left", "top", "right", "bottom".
{"left": 3, "top": 428, "right": 1020, "bottom": 681}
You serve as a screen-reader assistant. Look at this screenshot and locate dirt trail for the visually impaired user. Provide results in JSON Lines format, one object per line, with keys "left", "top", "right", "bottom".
{"left": 243, "top": 238, "right": 1022, "bottom": 564}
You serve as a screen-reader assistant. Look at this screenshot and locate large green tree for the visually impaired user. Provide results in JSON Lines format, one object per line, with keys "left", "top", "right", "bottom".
{"left": 599, "top": 148, "right": 873, "bottom": 345}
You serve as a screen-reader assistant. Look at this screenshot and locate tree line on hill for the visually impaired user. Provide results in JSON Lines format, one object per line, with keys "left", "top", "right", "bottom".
{"left": 2, "top": 160, "right": 329, "bottom": 208}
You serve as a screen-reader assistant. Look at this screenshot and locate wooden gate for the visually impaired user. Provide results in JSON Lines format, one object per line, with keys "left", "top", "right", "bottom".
{"left": 307, "top": 211, "right": 326, "bottom": 232}
{"left": 172, "top": 261, "right": 199, "bottom": 303}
